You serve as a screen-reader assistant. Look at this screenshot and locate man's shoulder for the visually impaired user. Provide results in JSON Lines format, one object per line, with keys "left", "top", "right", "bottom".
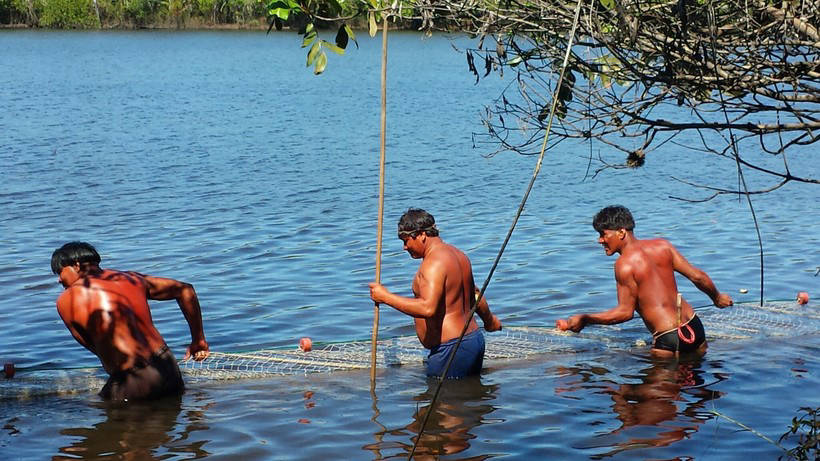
{"left": 98, "top": 269, "right": 148, "bottom": 285}
{"left": 427, "top": 243, "right": 468, "bottom": 265}
{"left": 56, "top": 284, "right": 89, "bottom": 315}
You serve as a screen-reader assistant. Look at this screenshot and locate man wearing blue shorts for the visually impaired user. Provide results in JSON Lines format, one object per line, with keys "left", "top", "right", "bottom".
{"left": 369, "top": 208, "right": 502, "bottom": 378}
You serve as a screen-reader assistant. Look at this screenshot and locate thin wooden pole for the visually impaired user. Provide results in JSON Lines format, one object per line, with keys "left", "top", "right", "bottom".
{"left": 407, "top": 0, "right": 585, "bottom": 456}
{"left": 370, "top": 14, "right": 389, "bottom": 384}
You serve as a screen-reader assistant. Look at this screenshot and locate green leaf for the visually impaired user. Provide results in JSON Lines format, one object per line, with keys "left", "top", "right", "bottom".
{"left": 344, "top": 24, "right": 357, "bottom": 48}
{"left": 322, "top": 41, "right": 345, "bottom": 55}
{"left": 507, "top": 56, "right": 523, "bottom": 67}
{"left": 302, "top": 30, "right": 317, "bottom": 48}
{"left": 266, "top": 0, "right": 291, "bottom": 9}
{"left": 307, "top": 41, "right": 321, "bottom": 67}
{"left": 558, "top": 83, "right": 572, "bottom": 102}
{"left": 556, "top": 101, "right": 567, "bottom": 120}
{"left": 314, "top": 51, "right": 328, "bottom": 75}
{"left": 269, "top": 7, "right": 289, "bottom": 20}
{"left": 335, "top": 25, "right": 349, "bottom": 49}
{"left": 537, "top": 105, "right": 549, "bottom": 122}
{"left": 305, "top": 22, "right": 314, "bottom": 35}
{"left": 368, "top": 11, "right": 377, "bottom": 37}
{"left": 325, "top": 0, "right": 342, "bottom": 14}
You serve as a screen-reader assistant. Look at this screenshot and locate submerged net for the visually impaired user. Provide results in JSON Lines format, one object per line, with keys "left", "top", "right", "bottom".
{"left": 178, "top": 328, "right": 598, "bottom": 382}
{"left": 3, "top": 301, "right": 817, "bottom": 398}
{"left": 179, "top": 301, "right": 819, "bottom": 381}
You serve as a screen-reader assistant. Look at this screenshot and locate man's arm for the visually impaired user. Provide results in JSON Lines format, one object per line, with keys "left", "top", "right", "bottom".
{"left": 474, "top": 289, "right": 502, "bottom": 332}
{"left": 56, "top": 289, "right": 100, "bottom": 355}
{"left": 143, "top": 275, "right": 210, "bottom": 360}
{"left": 669, "top": 246, "right": 733, "bottom": 308}
{"left": 369, "top": 260, "right": 446, "bottom": 318}
{"left": 556, "top": 260, "right": 637, "bottom": 332}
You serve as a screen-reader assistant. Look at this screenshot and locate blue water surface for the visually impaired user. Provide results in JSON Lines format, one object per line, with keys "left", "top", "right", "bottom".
{"left": 0, "top": 29, "right": 818, "bottom": 460}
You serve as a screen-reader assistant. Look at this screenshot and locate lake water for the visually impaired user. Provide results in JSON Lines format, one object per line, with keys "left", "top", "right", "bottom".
{"left": 0, "top": 30, "right": 818, "bottom": 460}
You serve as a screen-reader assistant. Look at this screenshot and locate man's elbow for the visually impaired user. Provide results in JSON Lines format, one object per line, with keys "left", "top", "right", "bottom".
{"left": 417, "top": 304, "right": 438, "bottom": 318}
{"left": 688, "top": 269, "right": 711, "bottom": 286}
{"left": 608, "top": 309, "right": 634, "bottom": 325}
{"left": 180, "top": 283, "right": 197, "bottom": 301}
{"left": 617, "top": 312, "right": 634, "bottom": 323}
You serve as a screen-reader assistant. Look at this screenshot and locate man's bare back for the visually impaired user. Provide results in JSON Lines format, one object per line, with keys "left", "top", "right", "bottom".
{"left": 616, "top": 238, "right": 699, "bottom": 335}
{"left": 53, "top": 242, "right": 208, "bottom": 400}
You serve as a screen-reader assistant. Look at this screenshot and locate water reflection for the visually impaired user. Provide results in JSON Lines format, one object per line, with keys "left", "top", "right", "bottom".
{"left": 557, "top": 356, "right": 724, "bottom": 458}
{"left": 54, "top": 395, "right": 211, "bottom": 460}
{"left": 366, "top": 376, "right": 499, "bottom": 460}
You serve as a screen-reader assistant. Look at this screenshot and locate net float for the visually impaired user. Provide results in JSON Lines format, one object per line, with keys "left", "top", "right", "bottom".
{"left": 299, "top": 337, "right": 312, "bottom": 352}
{"left": 797, "top": 292, "right": 809, "bottom": 305}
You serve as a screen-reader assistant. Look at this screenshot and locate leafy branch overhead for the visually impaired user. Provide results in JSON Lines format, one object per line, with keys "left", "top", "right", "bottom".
{"left": 266, "top": 0, "right": 818, "bottom": 195}
{"left": 266, "top": 0, "right": 379, "bottom": 74}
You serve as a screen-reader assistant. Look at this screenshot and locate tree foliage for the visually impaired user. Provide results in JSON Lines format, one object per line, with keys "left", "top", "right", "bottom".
{"left": 264, "top": 0, "right": 819, "bottom": 196}
{"left": 779, "top": 406, "right": 819, "bottom": 461}
{"left": 425, "top": 0, "right": 818, "bottom": 196}
{"left": 0, "top": 0, "right": 268, "bottom": 27}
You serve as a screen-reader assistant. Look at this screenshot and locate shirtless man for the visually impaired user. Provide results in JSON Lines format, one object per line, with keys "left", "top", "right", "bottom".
{"left": 556, "top": 206, "right": 733, "bottom": 356}
{"left": 51, "top": 242, "right": 209, "bottom": 400}
{"left": 369, "top": 208, "right": 502, "bottom": 378}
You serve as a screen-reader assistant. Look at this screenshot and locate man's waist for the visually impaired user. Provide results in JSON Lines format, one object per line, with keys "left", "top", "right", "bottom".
{"left": 429, "top": 328, "right": 483, "bottom": 351}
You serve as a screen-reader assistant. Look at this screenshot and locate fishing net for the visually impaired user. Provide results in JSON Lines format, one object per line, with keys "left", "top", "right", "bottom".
{"left": 2, "top": 301, "right": 817, "bottom": 398}
{"left": 178, "top": 328, "right": 597, "bottom": 382}
{"left": 701, "top": 300, "right": 819, "bottom": 339}
{"left": 179, "top": 301, "right": 819, "bottom": 381}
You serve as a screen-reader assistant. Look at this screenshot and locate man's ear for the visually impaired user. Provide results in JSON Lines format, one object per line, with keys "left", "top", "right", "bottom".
{"left": 618, "top": 228, "right": 627, "bottom": 239}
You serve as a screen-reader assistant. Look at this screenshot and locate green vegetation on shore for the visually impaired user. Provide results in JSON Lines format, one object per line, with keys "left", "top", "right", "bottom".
{"left": 0, "top": 0, "right": 274, "bottom": 29}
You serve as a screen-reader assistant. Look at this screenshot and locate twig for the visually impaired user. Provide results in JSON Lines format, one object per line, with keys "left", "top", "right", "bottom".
{"left": 709, "top": 409, "right": 787, "bottom": 452}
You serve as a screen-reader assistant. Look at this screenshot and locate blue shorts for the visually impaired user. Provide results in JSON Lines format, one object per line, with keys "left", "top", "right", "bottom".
{"left": 426, "top": 329, "right": 485, "bottom": 378}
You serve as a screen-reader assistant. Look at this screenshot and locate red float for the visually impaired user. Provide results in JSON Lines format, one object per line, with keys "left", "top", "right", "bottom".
{"left": 797, "top": 292, "right": 809, "bottom": 305}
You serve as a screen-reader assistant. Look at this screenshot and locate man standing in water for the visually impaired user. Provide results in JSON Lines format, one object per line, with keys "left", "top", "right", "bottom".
{"left": 369, "top": 208, "right": 502, "bottom": 378}
{"left": 52, "top": 242, "right": 209, "bottom": 400}
{"left": 556, "top": 206, "right": 733, "bottom": 356}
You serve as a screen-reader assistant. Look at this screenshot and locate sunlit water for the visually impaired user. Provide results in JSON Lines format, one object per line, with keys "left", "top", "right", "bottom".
{"left": 0, "top": 30, "right": 818, "bottom": 459}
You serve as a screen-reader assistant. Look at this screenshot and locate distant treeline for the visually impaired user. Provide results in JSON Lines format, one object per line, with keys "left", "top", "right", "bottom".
{"left": 0, "top": 0, "right": 272, "bottom": 28}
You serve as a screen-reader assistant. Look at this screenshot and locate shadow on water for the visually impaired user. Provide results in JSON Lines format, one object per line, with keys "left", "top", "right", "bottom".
{"left": 365, "top": 376, "right": 499, "bottom": 460}
{"left": 555, "top": 354, "right": 726, "bottom": 459}
{"left": 53, "top": 395, "right": 212, "bottom": 460}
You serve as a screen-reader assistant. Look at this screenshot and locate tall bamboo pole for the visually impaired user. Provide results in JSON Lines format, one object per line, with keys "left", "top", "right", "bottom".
{"left": 370, "top": 14, "right": 389, "bottom": 384}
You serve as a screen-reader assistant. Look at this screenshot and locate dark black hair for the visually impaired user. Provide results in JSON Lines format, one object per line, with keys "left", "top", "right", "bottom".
{"left": 397, "top": 208, "right": 439, "bottom": 238}
{"left": 51, "top": 242, "right": 101, "bottom": 274}
{"left": 593, "top": 205, "right": 635, "bottom": 232}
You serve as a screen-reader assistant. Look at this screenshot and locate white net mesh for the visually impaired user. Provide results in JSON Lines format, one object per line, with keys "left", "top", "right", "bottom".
{"left": 179, "top": 301, "right": 819, "bottom": 380}
{"left": 2, "top": 301, "right": 817, "bottom": 398}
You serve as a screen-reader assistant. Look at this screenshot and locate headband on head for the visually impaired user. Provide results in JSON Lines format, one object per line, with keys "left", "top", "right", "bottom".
{"left": 398, "top": 225, "right": 438, "bottom": 238}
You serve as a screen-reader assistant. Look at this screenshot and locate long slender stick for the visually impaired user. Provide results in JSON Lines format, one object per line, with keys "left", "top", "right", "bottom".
{"left": 408, "top": 0, "right": 586, "bottom": 457}
{"left": 709, "top": 409, "right": 785, "bottom": 451}
{"left": 370, "top": 14, "right": 389, "bottom": 385}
